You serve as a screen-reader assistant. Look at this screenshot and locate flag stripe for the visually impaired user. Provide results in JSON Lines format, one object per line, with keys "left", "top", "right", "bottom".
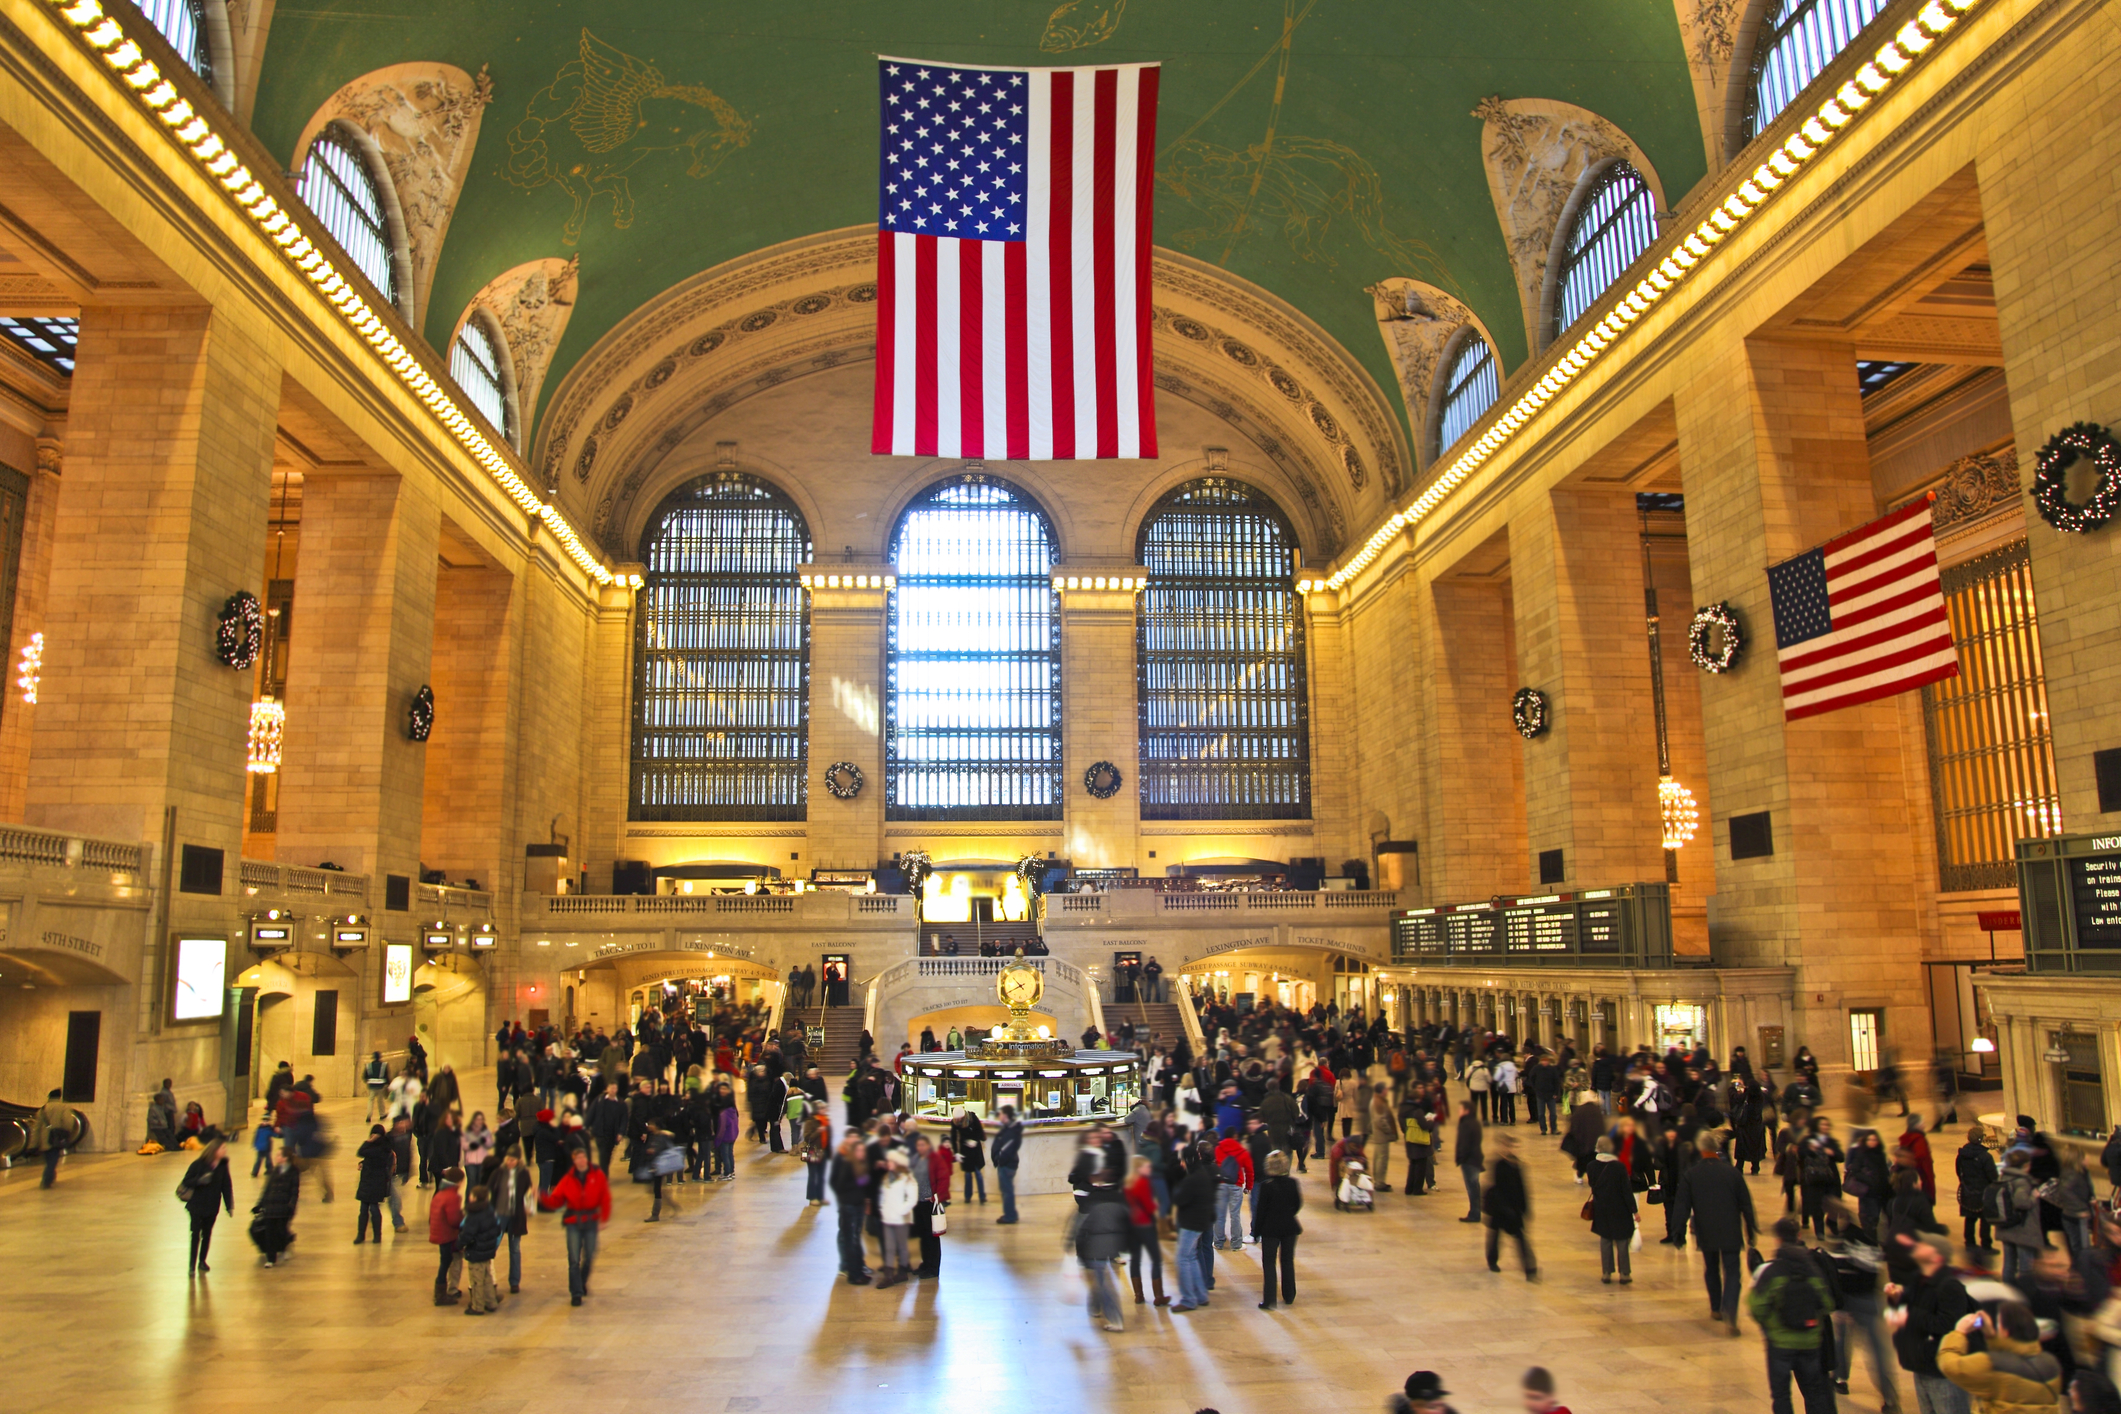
{"left": 1132, "top": 64, "right": 1160, "bottom": 458}
{"left": 914, "top": 235, "right": 938, "bottom": 455}
{"left": 1092, "top": 66, "right": 1120, "bottom": 459}
{"left": 872, "top": 60, "right": 1159, "bottom": 461}
{"left": 872, "top": 231, "right": 897, "bottom": 454}
{"left": 1049, "top": 69, "right": 1077, "bottom": 460}
{"left": 1768, "top": 496, "right": 1959, "bottom": 721}
{"left": 1005, "top": 240, "right": 1029, "bottom": 459}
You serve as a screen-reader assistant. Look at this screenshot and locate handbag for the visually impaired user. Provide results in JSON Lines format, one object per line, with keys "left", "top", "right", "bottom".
{"left": 1842, "top": 1176, "right": 1870, "bottom": 1199}
{"left": 652, "top": 1147, "right": 685, "bottom": 1176}
{"left": 175, "top": 1183, "right": 196, "bottom": 1203}
{"left": 930, "top": 1198, "right": 948, "bottom": 1236}
{"left": 1579, "top": 1199, "right": 1595, "bottom": 1222}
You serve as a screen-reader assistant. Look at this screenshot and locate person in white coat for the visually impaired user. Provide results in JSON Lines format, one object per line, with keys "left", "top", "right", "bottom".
{"left": 876, "top": 1151, "right": 919, "bottom": 1289}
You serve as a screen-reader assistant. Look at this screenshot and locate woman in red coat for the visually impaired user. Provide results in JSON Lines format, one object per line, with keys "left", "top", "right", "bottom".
{"left": 1896, "top": 1116, "right": 1936, "bottom": 1203}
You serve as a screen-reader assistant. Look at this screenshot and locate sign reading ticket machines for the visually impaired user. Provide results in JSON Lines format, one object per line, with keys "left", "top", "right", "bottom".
{"left": 382, "top": 942, "right": 414, "bottom": 1005}
{"left": 2016, "top": 832, "right": 2121, "bottom": 972}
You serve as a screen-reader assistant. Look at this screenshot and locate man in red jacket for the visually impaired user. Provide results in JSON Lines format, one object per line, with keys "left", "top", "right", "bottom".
{"left": 1212, "top": 1130, "right": 1254, "bottom": 1250}
{"left": 540, "top": 1146, "right": 612, "bottom": 1306}
{"left": 428, "top": 1165, "right": 464, "bottom": 1306}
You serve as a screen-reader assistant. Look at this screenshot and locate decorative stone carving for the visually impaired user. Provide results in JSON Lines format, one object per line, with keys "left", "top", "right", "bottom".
{"left": 1930, "top": 447, "right": 2021, "bottom": 534}
{"left": 1672, "top": 0, "right": 1747, "bottom": 166}
{"left": 1364, "top": 278, "right": 1483, "bottom": 469}
{"left": 1471, "top": 96, "right": 1661, "bottom": 354}
{"left": 297, "top": 63, "right": 494, "bottom": 327}
{"left": 462, "top": 256, "right": 578, "bottom": 465}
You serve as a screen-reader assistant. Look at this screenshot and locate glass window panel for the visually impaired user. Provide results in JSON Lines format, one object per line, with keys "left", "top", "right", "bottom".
{"left": 1555, "top": 162, "right": 1659, "bottom": 340}
{"left": 630, "top": 474, "right": 811, "bottom": 821}
{"left": 1922, "top": 538, "right": 2062, "bottom": 891}
{"left": 886, "top": 477, "right": 1061, "bottom": 821}
{"left": 450, "top": 317, "right": 511, "bottom": 444}
{"left": 1136, "top": 479, "right": 1309, "bottom": 820}
{"left": 1748, "top": 0, "right": 1894, "bottom": 138}
{"left": 131, "top": 0, "right": 211, "bottom": 84}
{"left": 0, "top": 316, "right": 79, "bottom": 374}
{"left": 296, "top": 131, "right": 397, "bottom": 309}
{"left": 1435, "top": 331, "right": 1499, "bottom": 459}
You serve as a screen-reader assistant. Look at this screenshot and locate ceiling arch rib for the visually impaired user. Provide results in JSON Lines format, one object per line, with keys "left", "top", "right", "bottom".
{"left": 533, "top": 229, "right": 1406, "bottom": 563}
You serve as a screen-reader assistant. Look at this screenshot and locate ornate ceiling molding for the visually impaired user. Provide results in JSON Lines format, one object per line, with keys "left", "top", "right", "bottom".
{"left": 533, "top": 228, "right": 1405, "bottom": 560}
{"left": 1472, "top": 96, "right": 1663, "bottom": 356}
{"left": 1364, "top": 278, "right": 1498, "bottom": 474}
{"left": 294, "top": 62, "right": 493, "bottom": 329}
{"left": 459, "top": 256, "right": 579, "bottom": 449}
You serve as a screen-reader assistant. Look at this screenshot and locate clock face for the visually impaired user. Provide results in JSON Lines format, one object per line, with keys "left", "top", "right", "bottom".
{"left": 997, "top": 967, "right": 1043, "bottom": 1009}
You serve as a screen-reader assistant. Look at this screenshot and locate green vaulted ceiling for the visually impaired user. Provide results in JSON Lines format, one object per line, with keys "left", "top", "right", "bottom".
{"left": 251, "top": 1, "right": 1707, "bottom": 444}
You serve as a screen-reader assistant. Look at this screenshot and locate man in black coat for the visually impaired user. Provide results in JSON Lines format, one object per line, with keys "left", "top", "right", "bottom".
{"left": 1453, "top": 1100, "right": 1485, "bottom": 1224}
{"left": 1883, "top": 1234, "right": 1974, "bottom": 1413}
{"left": 1670, "top": 1134, "right": 1758, "bottom": 1335}
{"left": 1482, "top": 1133, "right": 1535, "bottom": 1279}
{"left": 586, "top": 1082, "right": 628, "bottom": 1173}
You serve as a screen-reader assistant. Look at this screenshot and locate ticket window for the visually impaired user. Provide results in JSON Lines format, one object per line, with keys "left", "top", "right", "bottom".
{"left": 1656, "top": 1003, "right": 1707, "bottom": 1054}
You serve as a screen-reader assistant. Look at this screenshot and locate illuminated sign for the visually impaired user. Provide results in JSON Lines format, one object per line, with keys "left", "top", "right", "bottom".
{"left": 172, "top": 937, "right": 225, "bottom": 1021}
{"left": 382, "top": 943, "right": 413, "bottom": 1005}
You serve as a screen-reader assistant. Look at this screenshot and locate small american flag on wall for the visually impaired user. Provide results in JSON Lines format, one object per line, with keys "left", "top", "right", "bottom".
{"left": 1766, "top": 495, "right": 1959, "bottom": 721}
{"left": 871, "top": 57, "right": 1160, "bottom": 461}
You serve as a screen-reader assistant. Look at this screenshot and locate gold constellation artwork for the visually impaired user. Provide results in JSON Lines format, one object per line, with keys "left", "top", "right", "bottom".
{"left": 1040, "top": 0, "right": 1129, "bottom": 51}
{"left": 503, "top": 29, "right": 755, "bottom": 245}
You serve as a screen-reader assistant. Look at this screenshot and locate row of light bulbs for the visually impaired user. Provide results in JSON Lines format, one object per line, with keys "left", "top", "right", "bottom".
{"left": 1319, "top": 0, "right": 1982, "bottom": 595}
{"left": 1051, "top": 575, "right": 1147, "bottom": 592}
{"left": 42, "top": 0, "right": 616, "bottom": 587}
{"left": 797, "top": 573, "right": 896, "bottom": 590}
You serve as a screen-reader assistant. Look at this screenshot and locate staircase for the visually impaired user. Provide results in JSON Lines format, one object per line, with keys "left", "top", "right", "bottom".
{"left": 815, "top": 1006, "right": 868, "bottom": 1076}
{"left": 1124, "top": 1001, "right": 1184, "bottom": 1047}
{"left": 919, "top": 920, "right": 1042, "bottom": 956}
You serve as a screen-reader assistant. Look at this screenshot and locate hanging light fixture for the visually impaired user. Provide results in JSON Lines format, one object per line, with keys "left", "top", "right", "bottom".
{"left": 15, "top": 630, "right": 42, "bottom": 704}
{"left": 247, "top": 696, "right": 285, "bottom": 774}
{"left": 1659, "top": 775, "right": 1700, "bottom": 850}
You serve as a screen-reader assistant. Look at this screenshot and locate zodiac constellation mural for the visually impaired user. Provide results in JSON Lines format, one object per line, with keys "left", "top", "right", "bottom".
{"left": 503, "top": 29, "right": 754, "bottom": 244}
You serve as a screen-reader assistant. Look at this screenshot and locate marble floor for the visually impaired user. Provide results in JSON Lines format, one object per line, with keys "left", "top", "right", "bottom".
{"left": 1, "top": 1078, "right": 1923, "bottom": 1414}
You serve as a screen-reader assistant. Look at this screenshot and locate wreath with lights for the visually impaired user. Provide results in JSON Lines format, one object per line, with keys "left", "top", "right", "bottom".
{"left": 1687, "top": 602, "right": 1744, "bottom": 675}
{"left": 1083, "top": 760, "right": 1124, "bottom": 798}
{"left": 407, "top": 685, "right": 435, "bottom": 743}
{"left": 2032, "top": 422, "right": 2121, "bottom": 533}
{"left": 823, "top": 761, "right": 865, "bottom": 799}
{"left": 216, "top": 591, "right": 264, "bottom": 670}
{"left": 1510, "top": 687, "right": 1549, "bottom": 740}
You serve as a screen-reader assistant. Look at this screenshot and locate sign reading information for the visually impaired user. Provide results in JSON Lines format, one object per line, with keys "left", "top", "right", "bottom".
{"left": 2016, "top": 833, "right": 2121, "bottom": 973}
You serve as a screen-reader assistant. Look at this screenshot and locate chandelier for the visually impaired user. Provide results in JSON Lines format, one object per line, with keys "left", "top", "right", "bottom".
{"left": 247, "top": 696, "right": 285, "bottom": 774}
{"left": 1659, "top": 775, "right": 1699, "bottom": 851}
{"left": 14, "top": 630, "right": 41, "bottom": 704}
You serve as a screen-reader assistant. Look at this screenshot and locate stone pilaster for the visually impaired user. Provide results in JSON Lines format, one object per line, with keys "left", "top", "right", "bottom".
{"left": 803, "top": 566, "right": 889, "bottom": 871}
{"left": 1058, "top": 575, "right": 1142, "bottom": 869}
{"left": 1422, "top": 572, "right": 1527, "bottom": 901}
{"left": 419, "top": 561, "right": 518, "bottom": 893}
{"left": 1511, "top": 487, "right": 1663, "bottom": 889}
{"left": 273, "top": 472, "right": 440, "bottom": 890}
{"left": 578, "top": 571, "right": 638, "bottom": 895}
{"left": 1676, "top": 336, "right": 1930, "bottom": 1074}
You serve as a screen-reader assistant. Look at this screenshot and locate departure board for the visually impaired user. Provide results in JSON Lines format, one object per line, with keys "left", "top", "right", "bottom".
{"left": 1392, "top": 884, "right": 1669, "bottom": 966}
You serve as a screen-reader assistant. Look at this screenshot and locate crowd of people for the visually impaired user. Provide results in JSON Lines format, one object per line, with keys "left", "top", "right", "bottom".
{"left": 66, "top": 983, "right": 2121, "bottom": 1413}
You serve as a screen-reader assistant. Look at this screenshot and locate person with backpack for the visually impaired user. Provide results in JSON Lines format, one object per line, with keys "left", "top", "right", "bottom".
{"left": 1212, "top": 1126, "right": 1254, "bottom": 1250}
{"left": 456, "top": 1184, "right": 503, "bottom": 1315}
{"left": 1995, "top": 1147, "right": 2047, "bottom": 1285}
{"left": 1749, "top": 1216, "right": 1840, "bottom": 1414}
{"left": 1957, "top": 1124, "right": 2002, "bottom": 1259}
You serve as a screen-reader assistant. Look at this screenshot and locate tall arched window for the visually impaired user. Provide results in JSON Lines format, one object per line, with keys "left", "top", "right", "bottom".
{"left": 296, "top": 126, "right": 399, "bottom": 313}
{"left": 1137, "top": 479, "right": 1309, "bottom": 819}
{"left": 1432, "top": 328, "right": 1499, "bottom": 460}
{"left": 450, "top": 311, "right": 518, "bottom": 448}
{"left": 132, "top": 0, "right": 212, "bottom": 85}
{"left": 1553, "top": 161, "right": 1659, "bottom": 341}
{"left": 886, "top": 476, "right": 1060, "bottom": 821}
{"left": 1747, "top": 0, "right": 1892, "bottom": 139}
{"left": 631, "top": 474, "right": 812, "bottom": 821}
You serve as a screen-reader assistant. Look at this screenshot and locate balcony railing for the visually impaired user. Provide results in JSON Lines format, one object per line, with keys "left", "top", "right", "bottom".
{"left": 1047, "top": 889, "right": 1402, "bottom": 919}
{"left": 0, "top": 824, "right": 146, "bottom": 873}
{"left": 527, "top": 892, "right": 913, "bottom": 923}
{"left": 238, "top": 859, "right": 370, "bottom": 903}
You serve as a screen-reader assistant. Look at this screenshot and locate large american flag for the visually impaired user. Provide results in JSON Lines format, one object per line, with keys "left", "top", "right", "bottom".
{"left": 872, "top": 58, "right": 1160, "bottom": 461}
{"left": 1766, "top": 496, "right": 1959, "bottom": 721}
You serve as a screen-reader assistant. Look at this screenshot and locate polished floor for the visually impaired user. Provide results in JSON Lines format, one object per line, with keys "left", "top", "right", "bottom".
{"left": 2, "top": 1076, "right": 1906, "bottom": 1413}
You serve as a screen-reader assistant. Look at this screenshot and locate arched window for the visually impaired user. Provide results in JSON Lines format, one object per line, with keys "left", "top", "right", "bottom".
{"left": 886, "top": 476, "right": 1060, "bottom": 821}
{"left": 450, "top": 311, "right": 517, "bottom": 448}
{"left": 631, "top": 474, "right": 812, "bottom": 821}
{"left": 1432, "top": 328, "right": 1499, "bottom": 460}
{"left": 131, "top": 0, "right": 212, "bottom": 85}
{"left": 1747, "top": 0, "right": 1892, "bottom": 139}
{"left": 1553, "top": 161, "right": 1659, "bottom": 341}
{"left": 1136, "top": 479, "right": 1309, "bottom": 819}
{"left": 296, "top": 127, "right": 399, "bottom": 313}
